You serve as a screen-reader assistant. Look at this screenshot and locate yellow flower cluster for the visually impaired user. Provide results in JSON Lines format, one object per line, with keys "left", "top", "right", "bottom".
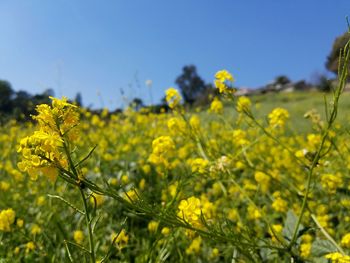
{"left": 236, "top": 96, "right": 251, "bottom": 113}
{"left": 17, "top": 131, "right": 65, "bottom": 180}
{"left": 214, "top": 69, "right": 235, "bottom": 94}
{"left": 149, "top": 136, "right": 175, "bottom": 166}
{"left": 167, "top": 117, "right": 186, "bottom": 134}
{"left": 165, "top": 88, "right": 182, "bottom": 109}
{"left": 299, "top": 234, "right": 313, "bottom": 258}
{"left": 178, "top": 196, "right": 202, "bottom": 226}
{"left": 325, "top": 252, "right": 350, "bottom": 263}
{"left": 17, "top": 97, "right": 79, "bottom": 180}
{"left": 190, "top": 158, "right": 209, "bottom": 174}
{"left": 268, "top": 107, "right": 289, "bottom": 128}
{"left": 341, "top": 233, "right": 350, "bottom": 248}
{"left": 321, "top": 173, "right": 343, "bottom": 194}
{"left": 186, "top": 236, "right": 202, "bottom": 255}
{"left": 111, "top": 229, "right": 129, "bottom": 250}
{"left": 232, "top": 129, "right": 249, "bottom": 146}
{"left": 254, "top": 171, "right": 270, "bottom": 193}
{"left": 0, "top": 208, "right": 15, "bottom": 232}
{"left": 33, "top": 97, "right": 79, "bottom": 137}
{"left": 209, "top": 98, "right": 224, "bottom": 114}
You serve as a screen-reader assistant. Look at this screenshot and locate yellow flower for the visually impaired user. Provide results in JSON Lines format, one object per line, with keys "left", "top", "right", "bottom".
{"left": 215, "top": 70, "right": 234, "bottom": 82}
{"left": 268, "top": 108, "right": 289, "bottom": 128}
{"left": 341, "top": 233, "right": 350, "bottom": 248}
{"left": 254, "top": 171, "right": 270, "bottom": 193}
{"left": 236, "top": 96, "right": 251, "bottom": 113}
{"left": 178, "top": 196, "right": 202, "bottom": 226}
{"left": 31, "top": 224, "right": 42, "bottom": 235}
{"left": 214, "top": 70, "right": 235, "bottom": 94}
{"left": 0, "top": 208, "right": 16, "bottom": 232}
{"left": 272, "top": 197, "right": 288, "bottom": 212}
{"left": 247, "top": 204, "right": 261, "bottom": 220}
{"left": 111, "top": 229, "right": 129, "bottom": 249}
{"left": 161, "top": 227, "right": 170, "bottom": 236}
{"left": 233, "top": 129, "right": 249, "bottom": 146}
{"left": 325, "top": 252, "right": 350, "bottom": 263}
{"left": 0, "top": 181, "right": 10, "bottom": 191}
{"left": 17, "top": 219, "right": 24, "bottom": 228}
{"left": 321, "top": 173, "right": 342, "bottom": 194}
{"left": 147, "top": 221, "right": 159, "bottom": 233}
{"left": 165, "top": 88, "right": 182, "bottom": 109}
{"left": 189, "top": 115, "right": 201, "bottom": 130}
{"left": 167, "top": 117, "right": 186, "bottom": 134}
{"left": 90, "top": 194, "right": 105, "bottom": 206}
{"left": 73, "top": 230, "right": 84, "bottom": 244}
{"left": 186, "top": 236, "right": 202, "bottom": 255}
{"left": 17, "top": 97, "right": 80, "bottom": 181}
{"left": 269, "top": 224, "right": 283, "bottom": 242}
{"left": 209, "top": 98, "right": 224, "bottom": 114}
{"left": 14, "top": 246, "right": 20, "bottom": 255}
{"left": 191, "top": 158, "right": 209, "bottom": 174}
{"left": 300, "top": 243, "right": 312, "bottom": 258}
{"left": 25, "top": 241, "right": 35, "bottom": 254}
{"left": 149, "top": 136, "right": 175, "bottom": 166}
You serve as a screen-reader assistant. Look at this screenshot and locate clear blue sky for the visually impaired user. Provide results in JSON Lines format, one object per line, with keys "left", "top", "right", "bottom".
{"left": 0, "top": 1, "right": 349, "bottom": 109}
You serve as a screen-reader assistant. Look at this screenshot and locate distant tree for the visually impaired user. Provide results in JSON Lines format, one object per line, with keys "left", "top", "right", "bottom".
{"left": 12, "top": 90, "right": 33, "bottom": 119}
{"left": 175, "top": 65, "right": 207, "bottom": 104}
{"left": 0, "top": 80, "right": 14, "bottom": 113}
{"left": 316, "top": 75, "right": 333, "bottom": 92}
{"left": 326, "top": 32, "right": 350, "bottom": 75}
{"left": 129, "top": 98, "right": 144, "bottom": 111}
{"left": 75, "top": 92, "right": 83, "bottom": 106}
{"left": 274, "top": 75, "right": 291, "bottom": 85}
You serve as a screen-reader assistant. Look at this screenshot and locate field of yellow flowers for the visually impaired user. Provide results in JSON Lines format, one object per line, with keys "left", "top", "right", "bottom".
{"left": 1, "top": 43, "right": 350, "bottom": 262}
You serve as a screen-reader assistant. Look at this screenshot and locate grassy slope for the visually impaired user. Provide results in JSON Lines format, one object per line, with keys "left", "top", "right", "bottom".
{"left": 218, "top": 91, "right": 350, "bottom": 133}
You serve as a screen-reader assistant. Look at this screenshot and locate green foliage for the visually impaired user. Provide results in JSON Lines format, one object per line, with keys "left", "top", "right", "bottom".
{"left": 326, "top": 31, "right": 350, "bottom": 75}
{"left": 175, "top": 65, "right": 211, "bottom": 105}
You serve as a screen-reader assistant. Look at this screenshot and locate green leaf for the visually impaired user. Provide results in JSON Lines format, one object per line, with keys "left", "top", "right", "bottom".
{"left": 282, "top": 210, "right": 303, "bottom": 243}
{"left": 311, "top": 240, "right": 337, "bottom": 257}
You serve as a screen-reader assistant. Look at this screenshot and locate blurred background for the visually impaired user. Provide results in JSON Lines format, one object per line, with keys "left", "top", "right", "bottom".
{"left": 0, "top": 0, "right": 349, "bottom": 114}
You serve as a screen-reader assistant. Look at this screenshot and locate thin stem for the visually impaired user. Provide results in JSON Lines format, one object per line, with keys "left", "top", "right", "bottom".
{"left": 79, "top": 188, "right": 96, "bottom": 263}
{"left": 311, "top": 214, "right": 345, "bottom": 254}
{"left": 288, "top": 37, "right": 350, "bottom": 250}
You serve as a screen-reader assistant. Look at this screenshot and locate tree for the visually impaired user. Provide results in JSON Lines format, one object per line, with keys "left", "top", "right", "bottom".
{"left": 175, "top": 65, "right": 207, "bottom": 104}
{"left": 75, "top": 92, "right": 83, "bottom": 106}
{"left": 0, "top": 80, "right": 14, "bottom": 113}
{"left": 274, "top": 75, "right": 291, "bottom": 85}
{"left": 326, "top": 31, "right": 350, "bottom": 75}
{"left": 129, "top": 98, "right": 144, "bottom": 111}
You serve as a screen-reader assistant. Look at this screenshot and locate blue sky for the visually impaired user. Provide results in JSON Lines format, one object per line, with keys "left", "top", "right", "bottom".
{"left": 0, "top": 1, "right": 349, "bottom": 109}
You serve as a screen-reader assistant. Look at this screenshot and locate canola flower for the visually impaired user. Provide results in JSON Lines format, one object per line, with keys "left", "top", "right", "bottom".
{"left": 73, "top": 230, "right": 84, "bottom": 244}
{"left": 17, "top": 97, "right": 79, "bottom": 181}
{"left": 268, "top": 107, "right": 290, "bottom": 128}
{"left": 111, "top": 229, "right": 129, "bottom": 250}
{"left": 214, "top": 69, "right": 235, "bottom": 94}
{"left": 190, "top": 158, "right": 209, "bottom": 174}
{"left": 165, "top": 88, "right": 182, "bottom": 109}
{"left": 0, "top": 208, "right": 16, "bottom": 232}
{"left": 178, "top": 196, "right": 203, "bottom": 226}
{"left": 236, "top": 96, "right": 251, "bottom": 113}
{"left": 149, "top": 135, "right": 175, "bottom": 166}
{"left": 325, "top": 252, "right": 350, "bottom": 263}
{"left": 209, "top": 97, "right": 224, "bottom": 114}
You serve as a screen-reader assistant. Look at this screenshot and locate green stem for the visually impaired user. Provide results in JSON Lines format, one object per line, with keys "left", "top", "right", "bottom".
{"left": 80, "top": 188, "right": 96, "bottom": 262}
{"left": 288, "top": 37, "right": 350, "bottom": 251}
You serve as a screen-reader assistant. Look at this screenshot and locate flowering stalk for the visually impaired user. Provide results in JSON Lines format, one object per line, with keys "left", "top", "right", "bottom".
{"left": 17, "top": 97, "right": 96, "bottom": 262}
{"left": 288, "top": 37, "right": 350, "bottom": 253}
